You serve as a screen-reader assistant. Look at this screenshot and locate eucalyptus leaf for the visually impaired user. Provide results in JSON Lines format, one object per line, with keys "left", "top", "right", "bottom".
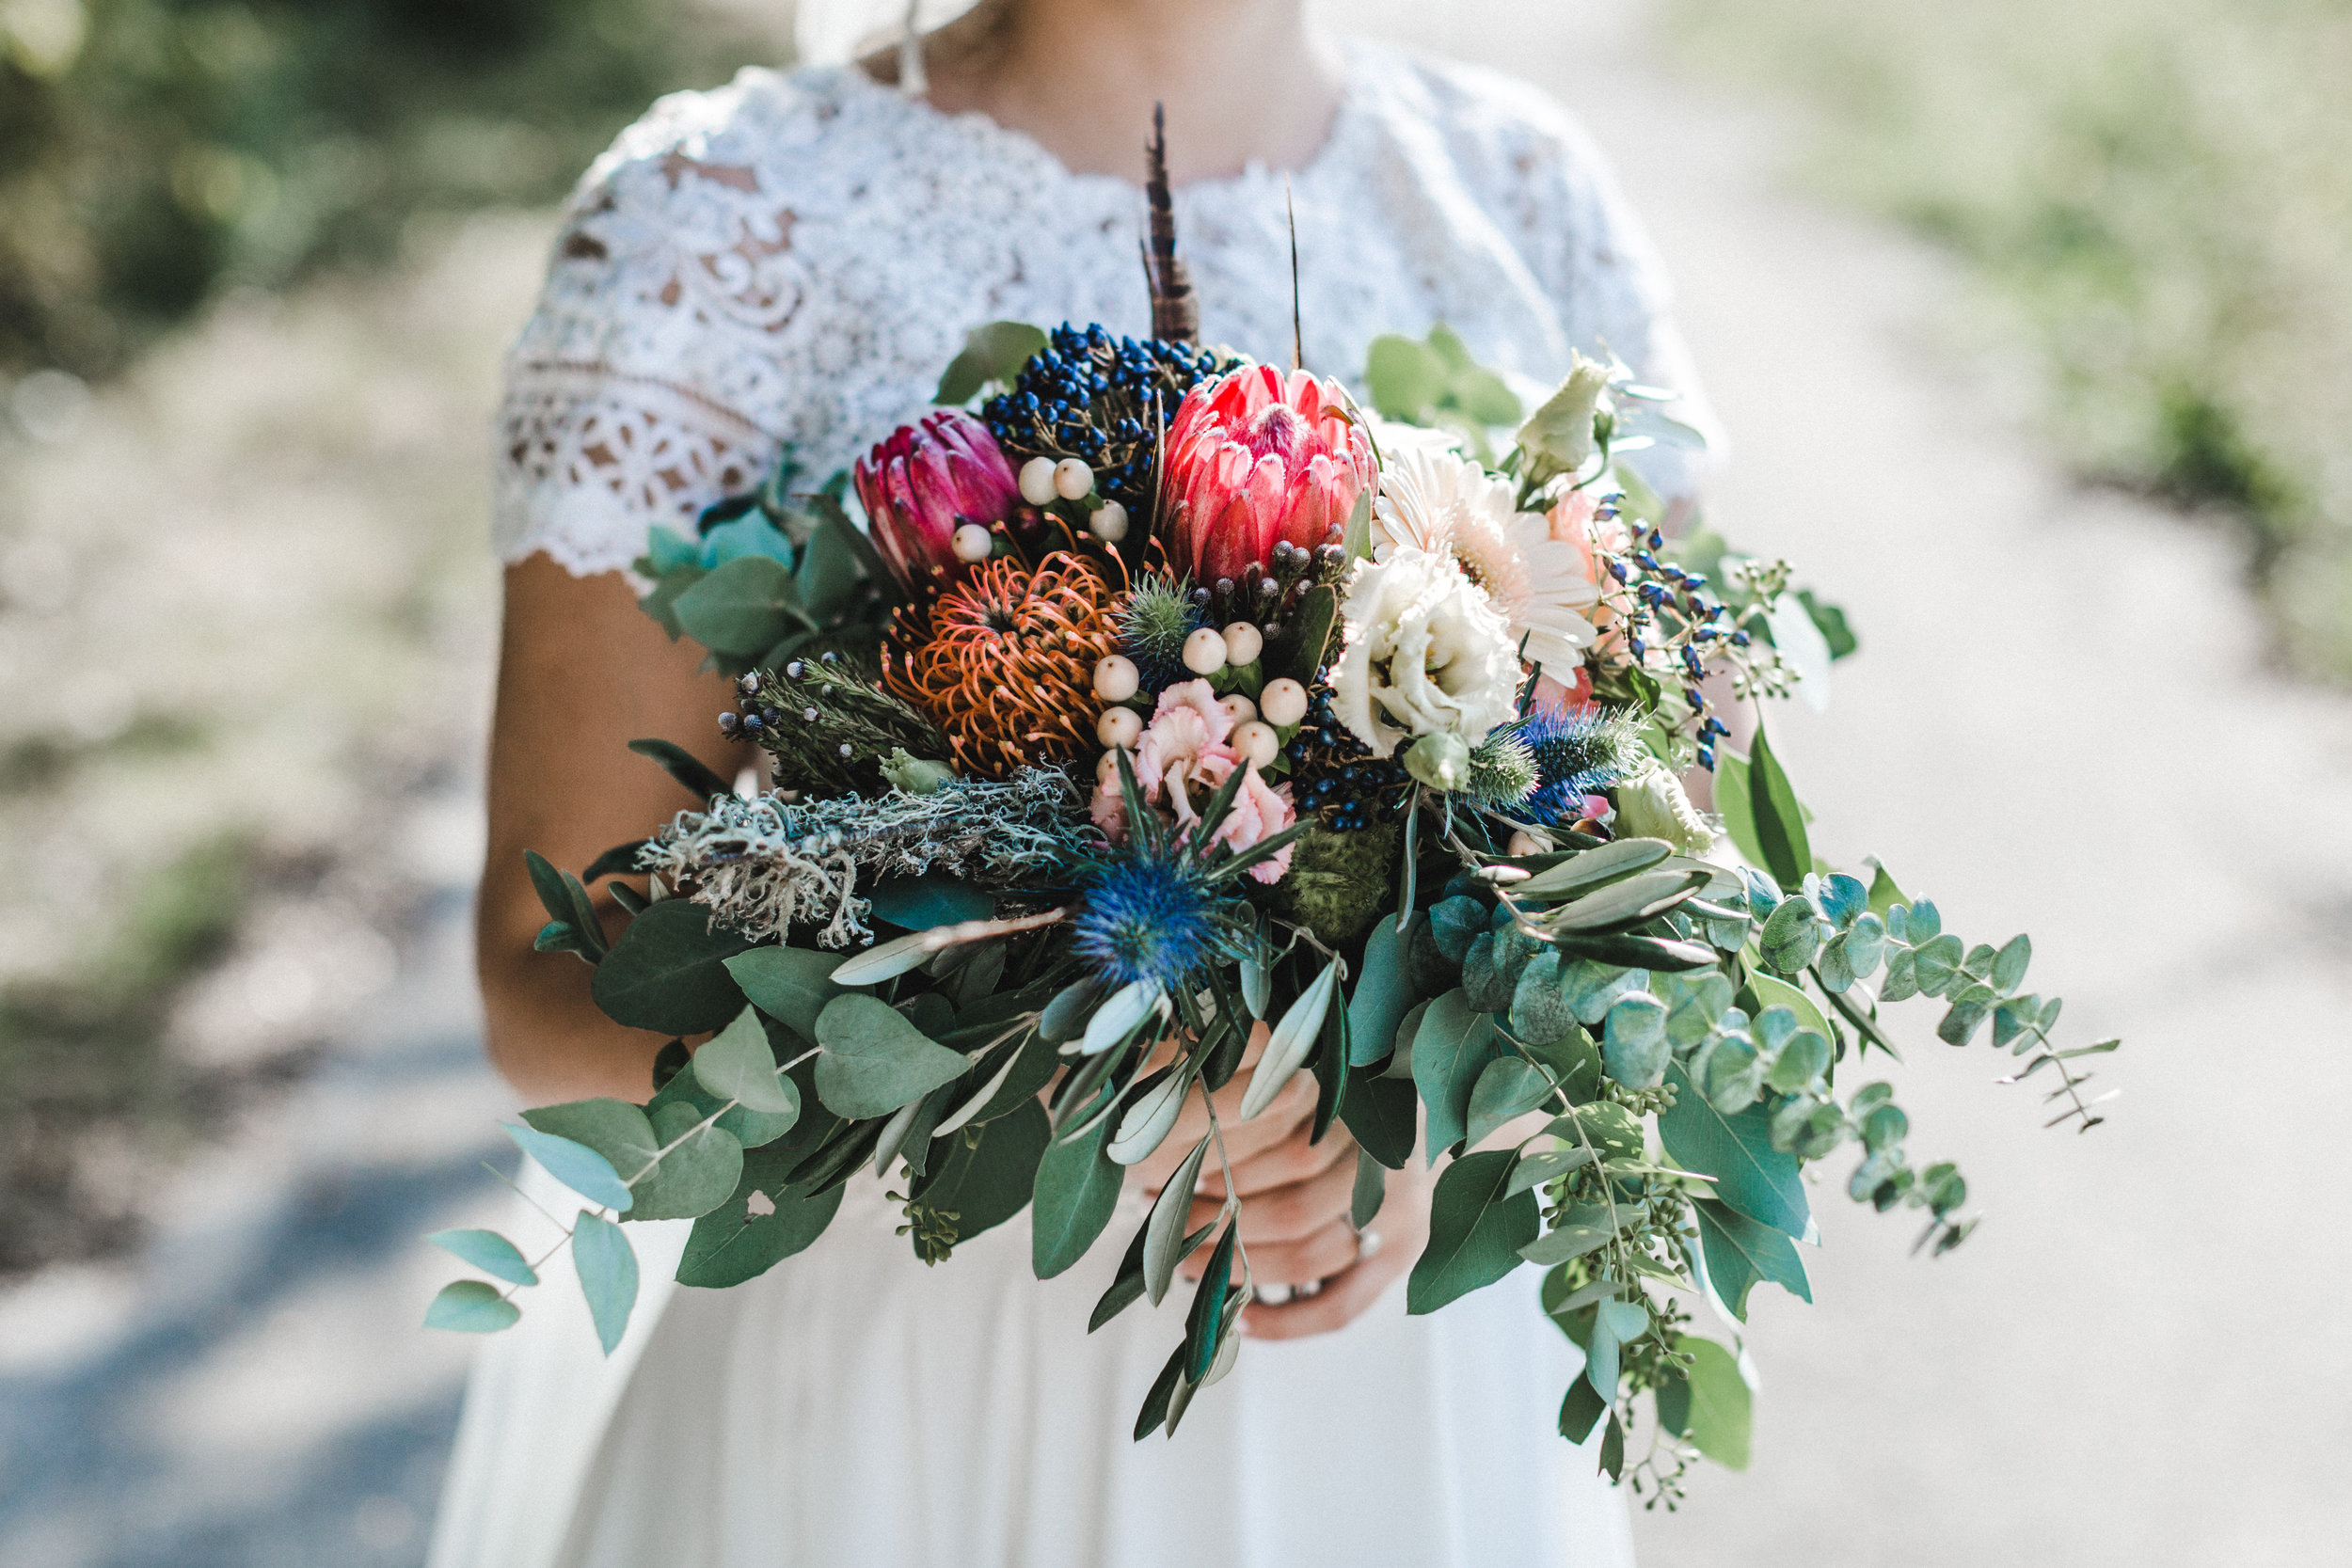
{"left": 1601, "top": 992, "right": 1672, "bottom": 1089}
{"left": 675, "top": 1175, "right": 845, "bottom": 1289}
{"left": 591, "top": 900, "right": 753, "bottom": 1036}
{"left": 1411, "top": 989, "right": 1503, "bottom": 1162}
{"left": 1031, "top": 1077, "right": 1124, "bottom": 1279}
{"left": 724, "top": 946, "right": 859, "bottom": 1042}
{"left": 1679, "top": 1337, "right": 1754, "bottom": 1469}
{"left": 672, "top": 554, "right": 800, "bottom": 657}
{"left": 571, "top": 1211, "right": 639, "bottom": 1355}
{"left": 1346, "top": 912, "right": 1420, "bottom": 1067}
{"left": 423, "top": 1279, "right": 519, "bottom": 1335}
{"left": 1406, "top": 1149, "right": 1537, "bottom": 1314}
{"left": 1744, "top": 728, "right": 1812, "bottom": 893}
{"left": 631, "top": 1101, "right": 746, "bottom": 1221}
{"left": 1657, "top": 1064, "right": 1810, "bottom": 1241}
{"left": 503, "top": 1122, "right": 633, "bottom": 1213}
{"left": 813, "top": 995, "right": 972, "bottom": 1118}
{"left": 425, "top": 1229, "right": 536, "bottom": 1288}
{"left": 1465, "top": 1055, "right": 1553, "bottom": 1148}
{"left": 692, "top": 1006, "right": 800, "bottom": 1115}
{"left": 1692, "top": 1196, "right": 1813, "bottom": 1321}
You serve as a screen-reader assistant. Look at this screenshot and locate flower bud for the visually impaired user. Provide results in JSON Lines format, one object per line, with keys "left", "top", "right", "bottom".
{"left": 1404, "top": 731, "right": 1472, "bottom": 792}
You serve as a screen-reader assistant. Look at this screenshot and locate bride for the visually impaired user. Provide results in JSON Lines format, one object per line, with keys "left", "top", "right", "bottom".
{"left": 437, "top": 1, "right": 1708, "bottom": 1563}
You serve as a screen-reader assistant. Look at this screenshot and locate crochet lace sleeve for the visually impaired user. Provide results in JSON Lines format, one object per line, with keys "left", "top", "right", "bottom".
{"left": 492, "top": 83, "right": 796, "bottom": 578}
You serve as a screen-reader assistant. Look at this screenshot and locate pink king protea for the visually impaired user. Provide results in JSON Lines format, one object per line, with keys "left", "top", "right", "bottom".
{"left": 1157, "top": 365, "right": 1376, "bottom": 584}
{"left": 853, "top": 410, "right": 1024, "bottom": 597}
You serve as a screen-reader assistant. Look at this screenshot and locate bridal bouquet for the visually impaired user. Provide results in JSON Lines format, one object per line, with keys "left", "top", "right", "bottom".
{"left": 429, "top": 221, "right": 2115, "bottom": 1502}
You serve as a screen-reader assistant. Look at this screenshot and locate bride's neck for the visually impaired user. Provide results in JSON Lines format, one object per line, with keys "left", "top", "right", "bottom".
{"left": 877, "top": 0, "right": 1343, "bottom": 185}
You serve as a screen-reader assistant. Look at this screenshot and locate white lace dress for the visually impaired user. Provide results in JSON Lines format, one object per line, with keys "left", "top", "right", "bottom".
{"left": 435, "top": 40, "right": 1709, "bottom": 1568}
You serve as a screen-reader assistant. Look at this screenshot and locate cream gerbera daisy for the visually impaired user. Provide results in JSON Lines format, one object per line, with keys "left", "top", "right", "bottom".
{"left": 1372, "top": 442, "right": 1601, "bottom": 679}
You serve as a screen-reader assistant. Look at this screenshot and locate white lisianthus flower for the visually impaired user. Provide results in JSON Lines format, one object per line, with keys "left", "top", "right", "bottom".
{"left": 1613, "top": 760, "right": 1719, "bottom": 856}
{"left": 1373, "top": 441, "right": 1601, "bottom": 680}
{"left": 1331, "top": 546, "right": 1521, "bottom": 758}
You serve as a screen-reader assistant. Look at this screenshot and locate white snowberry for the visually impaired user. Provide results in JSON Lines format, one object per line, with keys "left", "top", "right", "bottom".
{"left": 1018, "top": 456, "right": 1058, "bottom": 506}
{"left": 1182, "top": 627, "right": 1229, "bottom": 675}
{"left": 1259, "top": 677, "right": 1310, "bottom": 728}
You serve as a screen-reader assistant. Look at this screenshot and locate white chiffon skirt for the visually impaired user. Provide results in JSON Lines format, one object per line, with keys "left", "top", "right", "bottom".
{"left": 427, "top": 1162, "right": 1635, "bottom": 1568}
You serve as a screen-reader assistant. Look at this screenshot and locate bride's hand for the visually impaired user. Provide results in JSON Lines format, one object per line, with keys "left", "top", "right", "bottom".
{"left": 1125, "top": 1023, "right": 1430, "bottom": 1339}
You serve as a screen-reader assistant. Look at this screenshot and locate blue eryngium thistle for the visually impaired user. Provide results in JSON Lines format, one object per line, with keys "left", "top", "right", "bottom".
{"left": 1070, "top": 855, "right": 1240, "bottom": 992}
{"left": 1505, "top": 703, "right": 1646, "bottom": 824}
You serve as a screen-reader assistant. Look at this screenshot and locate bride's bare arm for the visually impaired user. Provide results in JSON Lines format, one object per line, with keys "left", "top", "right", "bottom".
{"left": 477, "top": 555, "right": 742, "bottom": 1103}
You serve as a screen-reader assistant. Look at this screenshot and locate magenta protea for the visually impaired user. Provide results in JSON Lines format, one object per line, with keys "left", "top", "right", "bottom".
{"left": 1157, "top": 364, "right": 1376, "bottom": 584}
{"left": 853, "top": 411, "right": 1023, "bottom": 597}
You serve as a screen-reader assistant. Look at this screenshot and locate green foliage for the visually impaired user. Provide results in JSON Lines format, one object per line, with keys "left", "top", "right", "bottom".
{"left": 1407, "top": 1149, "right": 1539, "bottom": 1314}
{"left": 811, "top": 995, "right": 970, "bottom": 1120}
{"left": 1670, "top": 0, "right": 2352, "bottom": 678}
{"left": 935, "top": 321, "right": 1050, "bottom": 405}
{"left": 1030, "top": 1075, "right": 1124, "bottom": 1280}
{"left": 571, "top": 1210, "right": 639, "bottom": 1355}
{"left": 0, "top": 0, "right": 771, "bottom": 378}
{"left": 589, "top": 899, "right": 753, "bottom": 1036}
{"left": 423, "top": 1280, "right": 520, "bottom": 1335}
{"left": 1364, "top": 325, "right": 1525, "bottom": 457}
{"left": 503, "top": 1121, "right": 632, "bottom": 1213}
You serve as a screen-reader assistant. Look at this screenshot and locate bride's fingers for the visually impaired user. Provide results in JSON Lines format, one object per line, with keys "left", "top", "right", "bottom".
{"left": 1226, "top": 1217, "right": 1361, "bottom": 1288}
{"left": 1240, "top": 1234, "right": 1409, "bottom": 1340}
{"left": 1127, "top": 1060, "right": 1315, "bottom": 1192}
{"left": 1181, "top": 1141, "right": 1358, "bottom": 1249}
{"left": 1193, "top": 1123, "right": 1354, "bottom": 1200}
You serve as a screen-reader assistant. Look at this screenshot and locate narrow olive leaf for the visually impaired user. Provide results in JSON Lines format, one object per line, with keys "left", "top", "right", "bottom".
{"left": 1184, "top": 1222, "right": 1239, "bottom": 1383}
{"left": 1038, "top": 976, "right": 1104, "bottom": 1044}
{"left": 931, "top": 1035, "right": 1029, "bottom": 1137}
{"left": 503, "top": 1123, "right": 633, "bottom": 1213}
{"left": 1089, "top": 1219, "right": 1151, "bottom": 1333}
{"left": 625, "top": 738, "right": 732, "bottom": 802}
{"left": 1108, "top": 1067, "right": 1192, "bottom": 1166}
{"left": 1544, "top": 869, "right": 1710, "bottom": 934}
{"left": 1133, "top": 1344, "right": 1187, "bottom": 1442}
{"left": 1513, "top": 837, "right": 1673, "bottom": 901}
{"left": 1145, "top": 1134, "right": 1214, "bottom": 1307}
{"left": 1406, "top": 1148, "right": 1538, "bottom": 1313}
{"left": 1082, "top": 979, "right": 1164, "bottom": 1057}
{"left": 423, "top": 1279, "right": 520, "bottom": 1334}
{"left": 692, "top": 1006, "right": 799, "bottom": 1114}
{"left": 1239, "top": 958, "right": 1340, "bottom": 1119}
{"left": 1351, "top": 1147, "right": 1389, "bottom": 1228}
{"left": 580, "top": 840, "right": 647, "bottom": 884}
{"left": 571, "top": 1211, "right": 639, "bottom": 1355}
{"left": 426, "top": 1228, "right": 538, "bottom": 1287}
{"left": 1745, "top": 726, "right": 1812, "bottom": 894}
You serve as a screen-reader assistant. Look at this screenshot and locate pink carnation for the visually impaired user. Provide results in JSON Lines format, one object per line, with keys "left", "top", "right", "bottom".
{"left": 1090, "top": 680, "right": 1296, "bottom": 883}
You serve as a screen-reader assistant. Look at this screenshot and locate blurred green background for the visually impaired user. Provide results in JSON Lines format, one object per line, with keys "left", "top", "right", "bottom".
{"left": 0, "top": 0, "right": 778, "bottom": 1276}
{"left": 1670, "top": 0, "right": 2352, "bottom": 678}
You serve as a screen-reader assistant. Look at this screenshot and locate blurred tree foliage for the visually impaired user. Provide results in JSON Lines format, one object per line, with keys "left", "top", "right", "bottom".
{"left": 0, "top": 0, "right": 774, "bottom": 378}
{"left": 1670, "top": 0, "right": 2352, "bottom": 679}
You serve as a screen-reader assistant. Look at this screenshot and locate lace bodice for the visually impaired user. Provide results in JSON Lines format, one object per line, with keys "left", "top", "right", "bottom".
{"left": 496, "top": 40, "right": 1712, "bottom": 578}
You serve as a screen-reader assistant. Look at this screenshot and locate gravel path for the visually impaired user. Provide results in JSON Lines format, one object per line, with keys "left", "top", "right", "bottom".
{"left": 5, "top": 5, "right": 2347, "bottom": 1564}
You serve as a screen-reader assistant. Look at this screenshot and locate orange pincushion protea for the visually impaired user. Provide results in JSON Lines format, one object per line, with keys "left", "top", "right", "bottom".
{"left": 886, "top": 551, "right": 1120, "bottom": 776}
